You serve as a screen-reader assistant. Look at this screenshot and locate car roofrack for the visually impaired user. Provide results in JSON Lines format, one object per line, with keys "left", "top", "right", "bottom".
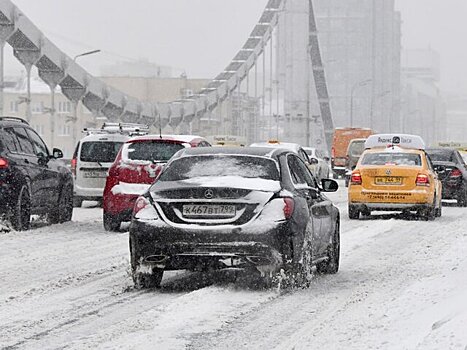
{"left": 0, "top": 116, "right": 30, "bottom": 125}
{"left": 83, "top": 122, "right": 149, "bottom": 136}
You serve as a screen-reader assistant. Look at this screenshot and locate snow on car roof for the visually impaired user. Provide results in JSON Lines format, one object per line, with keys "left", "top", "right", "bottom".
{"left": 365, "top": 134, "right": 425, "bottom": 150}
{"left": 250, "top": 141, "right": 302, "bottom": 154}
{"left": 79, "top": 133, "right": 130, "bottom": 142}
{"left": 176, "top": 146, "right": 285, "bottom": 159}
{"left": 127, "top": 134, "right": 204, "bottom": 143}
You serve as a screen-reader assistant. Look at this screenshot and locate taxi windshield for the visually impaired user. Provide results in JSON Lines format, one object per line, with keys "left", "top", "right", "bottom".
{"left": 361, "top": 152, "right": 422, "bottom": 166}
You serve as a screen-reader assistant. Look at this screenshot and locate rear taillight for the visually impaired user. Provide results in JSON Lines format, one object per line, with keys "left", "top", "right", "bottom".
{"left": 133, "top": 196, "right": 158, "bottom": 220}
{"left": 71, "top": 157, "right": 77, "bottom": 176}
{"left": 350, "top": 171, "right": 362, "bottom": 185}
{"left": 416, "top": 174, "right": 430, "bottom": 186}
{"left": 108, "top": 165, "right": 120, "bottom": 178}
{"left": 450, "top": 169, "right": 462, "bottom": 178}
{"left": 0, "top": 157, "right": 9, "bottom": 169}
{"left": 133, "top": 196, "right": 149, "bottom": 215}
{"left": 283, "top": 197, "right": 295, "bottom": 219}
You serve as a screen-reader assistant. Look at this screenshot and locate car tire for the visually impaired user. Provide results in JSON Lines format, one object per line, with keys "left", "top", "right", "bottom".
{"left": 103, "top": 212, "right": 121, "bottom": 232}
{"left": 348, "top": 205, "right": 360, "bottom": 220}
{"left": 133, "top": 268, "right": 164, "bottom": 289}
{"left": 361, "top": 208, "right": 371, "bottom": 217}
{"left": 10, "top": 185, "right": 31, "bottom": 231}
{"left": 73, "top": 197, "right": 83, "bottom": 208}
{"left": 130, "top": 238, "right": 163, "bottom": 289}
{"left": 420, "top": 203, "right": 436, "bottom": 221}
{"left": 316, "top": 223, "right": 340, "bottom": 274}
{"left": 457, "top": 189, "right": 467, "bottom": 207}
{"left": 49, "top": 184, "right": 74, "bottom": 224}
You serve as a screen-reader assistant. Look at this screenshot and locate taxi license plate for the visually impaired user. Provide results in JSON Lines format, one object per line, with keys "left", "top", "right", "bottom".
{"left": 182, "top": 205, "right": 236, "bottom": 217}
{"left": 375, "top": 176, "right": 402, "bottom": 185}
{"left": 83, "top": 171, "right": 107, "bottom": 178}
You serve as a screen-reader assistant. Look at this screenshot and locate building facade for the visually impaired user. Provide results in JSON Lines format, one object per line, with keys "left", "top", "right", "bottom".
{"left": 4, "top": 77, "right": 95, "bottom": 158}
{"left": 3, "top": 74, "right": 260, "bottom": 155}
{"left": 313, "top": 0, "right": 402, "bottom": 132}
{"left": 400, "top": 49, "right": 446, "bottom": 146}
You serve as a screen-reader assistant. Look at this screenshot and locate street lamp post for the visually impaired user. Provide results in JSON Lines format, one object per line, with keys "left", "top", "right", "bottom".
{"left": 350, "top": 79, "right": 372, "bottom": 127}
{"left": 71, "top": 50, "right": 101, "bottom": 147}
{"left": 73, "top": 49, "right": 101, "bottom": 62}
{"left": 369, "top": 90, "right": 390, "bottom": 129}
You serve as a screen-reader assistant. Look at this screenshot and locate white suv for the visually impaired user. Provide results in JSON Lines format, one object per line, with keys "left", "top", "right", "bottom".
{"left": 71, "top": 123, "right": 148, "bottom": 207}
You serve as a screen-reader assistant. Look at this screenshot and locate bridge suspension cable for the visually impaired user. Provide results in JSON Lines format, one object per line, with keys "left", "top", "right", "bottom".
{"left": 0, "top": 0, "right": 333, "bottom": 149}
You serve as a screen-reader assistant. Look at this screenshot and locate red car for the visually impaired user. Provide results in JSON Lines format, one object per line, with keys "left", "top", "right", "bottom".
{"left": 103, "top": 135, "right": 211, "bottom": 231}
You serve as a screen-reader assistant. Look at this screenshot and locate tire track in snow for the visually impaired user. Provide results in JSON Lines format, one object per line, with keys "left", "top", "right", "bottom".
{"left": 190, "top": 207, "right": 466, "bottom": 350}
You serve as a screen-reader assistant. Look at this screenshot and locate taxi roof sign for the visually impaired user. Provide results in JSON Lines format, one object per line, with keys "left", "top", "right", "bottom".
{"left": 364, "top": 134, "right": 426, "bottom": 150}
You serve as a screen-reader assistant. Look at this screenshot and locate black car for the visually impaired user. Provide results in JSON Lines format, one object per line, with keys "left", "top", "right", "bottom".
{"left": 129, "top": 147, "right": 340, "bottom": 288}
{"left": 426, "top": 148, "right": 467, "bottom": 206}
{"left": 0, "top": 117, "right": 73, "bottom": 230}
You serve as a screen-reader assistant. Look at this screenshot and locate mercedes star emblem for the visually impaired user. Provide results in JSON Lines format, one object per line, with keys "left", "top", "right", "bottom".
{"left": 204, "top": 189, "right": 214, "bottom": 199}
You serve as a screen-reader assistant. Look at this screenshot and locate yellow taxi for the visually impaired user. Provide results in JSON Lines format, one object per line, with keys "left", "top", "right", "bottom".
{"left": 348, "top": 134, "right": 442, "bottom": 220}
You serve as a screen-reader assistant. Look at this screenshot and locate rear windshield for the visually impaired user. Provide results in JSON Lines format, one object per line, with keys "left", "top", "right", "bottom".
{"left": 122, "top": 141, "right": 185, "bottom": 163}
{"left": 80, "top": 141, "right": 123, "bottom": 163}
{"left": 361, "top": 152, "right": 422, "bottom": 166}
{"left": 158, "top": 155, "right": 280, "bottom": 182}
{"left": 348, "top": 141, "right": 365, "bottom": 156}
{"left": 426, "top": 149, "right": 456, "bottom": 162}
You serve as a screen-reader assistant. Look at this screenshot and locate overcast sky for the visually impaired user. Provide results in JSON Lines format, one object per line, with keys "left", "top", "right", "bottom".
{"left": 5, "top": 0, "right": 467, "bottom": 93}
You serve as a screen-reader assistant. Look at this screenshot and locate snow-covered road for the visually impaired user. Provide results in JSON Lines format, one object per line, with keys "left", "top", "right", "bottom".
{"left": 1, "top": 185, "right": 467, "bottom": 350}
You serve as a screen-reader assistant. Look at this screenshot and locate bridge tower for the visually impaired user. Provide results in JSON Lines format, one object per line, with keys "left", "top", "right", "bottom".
{"left": 279, "top": 0, "right": 333, "bottom": 153}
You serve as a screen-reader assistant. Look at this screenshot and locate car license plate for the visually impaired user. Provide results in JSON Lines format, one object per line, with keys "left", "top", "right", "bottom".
{"left": 375, "top": 176, "right": 402, "bottom": 185}
{"left": 182, "top": 204, "right": 236, "bottom": 217}
{"left": 83, "top": 171, "right": 107, "bottom": 178}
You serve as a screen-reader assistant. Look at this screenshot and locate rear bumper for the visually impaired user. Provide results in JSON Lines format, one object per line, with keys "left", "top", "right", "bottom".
{"left": 104, "top": 192, "right": 138, "bottom": 218}
{"left": 74, "top": 184, "right": 104, "bottom": 200}
{"left": 129, "top": 219, "right": 289, "bottom": 272}
{"left": 350, "top": 202, "right": 432, "bottom": 212}
{"left": 349, "top": 186, "right": 435, "bottom": 208}
{"left": 441, "top": 182, "right": 464, "bottom": 199}
{"left": 332, "top": 166, "right": 346, "bottom": 176}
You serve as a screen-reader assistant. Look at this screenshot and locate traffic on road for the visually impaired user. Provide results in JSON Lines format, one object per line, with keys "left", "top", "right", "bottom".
{"left": 2, "top": 119, "right": 467, "bottom": 349}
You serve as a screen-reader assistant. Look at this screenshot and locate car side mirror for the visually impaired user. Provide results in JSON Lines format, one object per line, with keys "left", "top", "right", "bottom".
{"left": 321, "top": 179, "right": 338, "bottom": 192}
{"left": 53, "top": 148, "right": 63, "bottom": 159}
{"left": 309, "top": 158, "right": 319, "bottom": 165}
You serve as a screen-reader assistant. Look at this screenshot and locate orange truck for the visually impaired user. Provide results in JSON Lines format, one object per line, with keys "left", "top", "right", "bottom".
{"left": 331, "top": 127, "right": 374, "bottom": 177}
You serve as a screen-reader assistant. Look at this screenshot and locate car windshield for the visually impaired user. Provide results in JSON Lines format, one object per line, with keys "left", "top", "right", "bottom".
{"left": 426, "top": 149, "right": 456, "bottom": 162}
{"left": 349, "top": 141, "right": 365, "bottom": 156}
{"left": 461, "top": 152, "right": 467, "bottom": 164}
{"left": 122, "top": 141, "right": 185, "bottom": 162}
{"left": 158, "top": 155, "right": 280, "bottom": 182}
{"left": 361, "top": 152, "right": 422, "bottom": 166}
{"left": 80, "top": 141, "right": 123, "bottom": 163}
